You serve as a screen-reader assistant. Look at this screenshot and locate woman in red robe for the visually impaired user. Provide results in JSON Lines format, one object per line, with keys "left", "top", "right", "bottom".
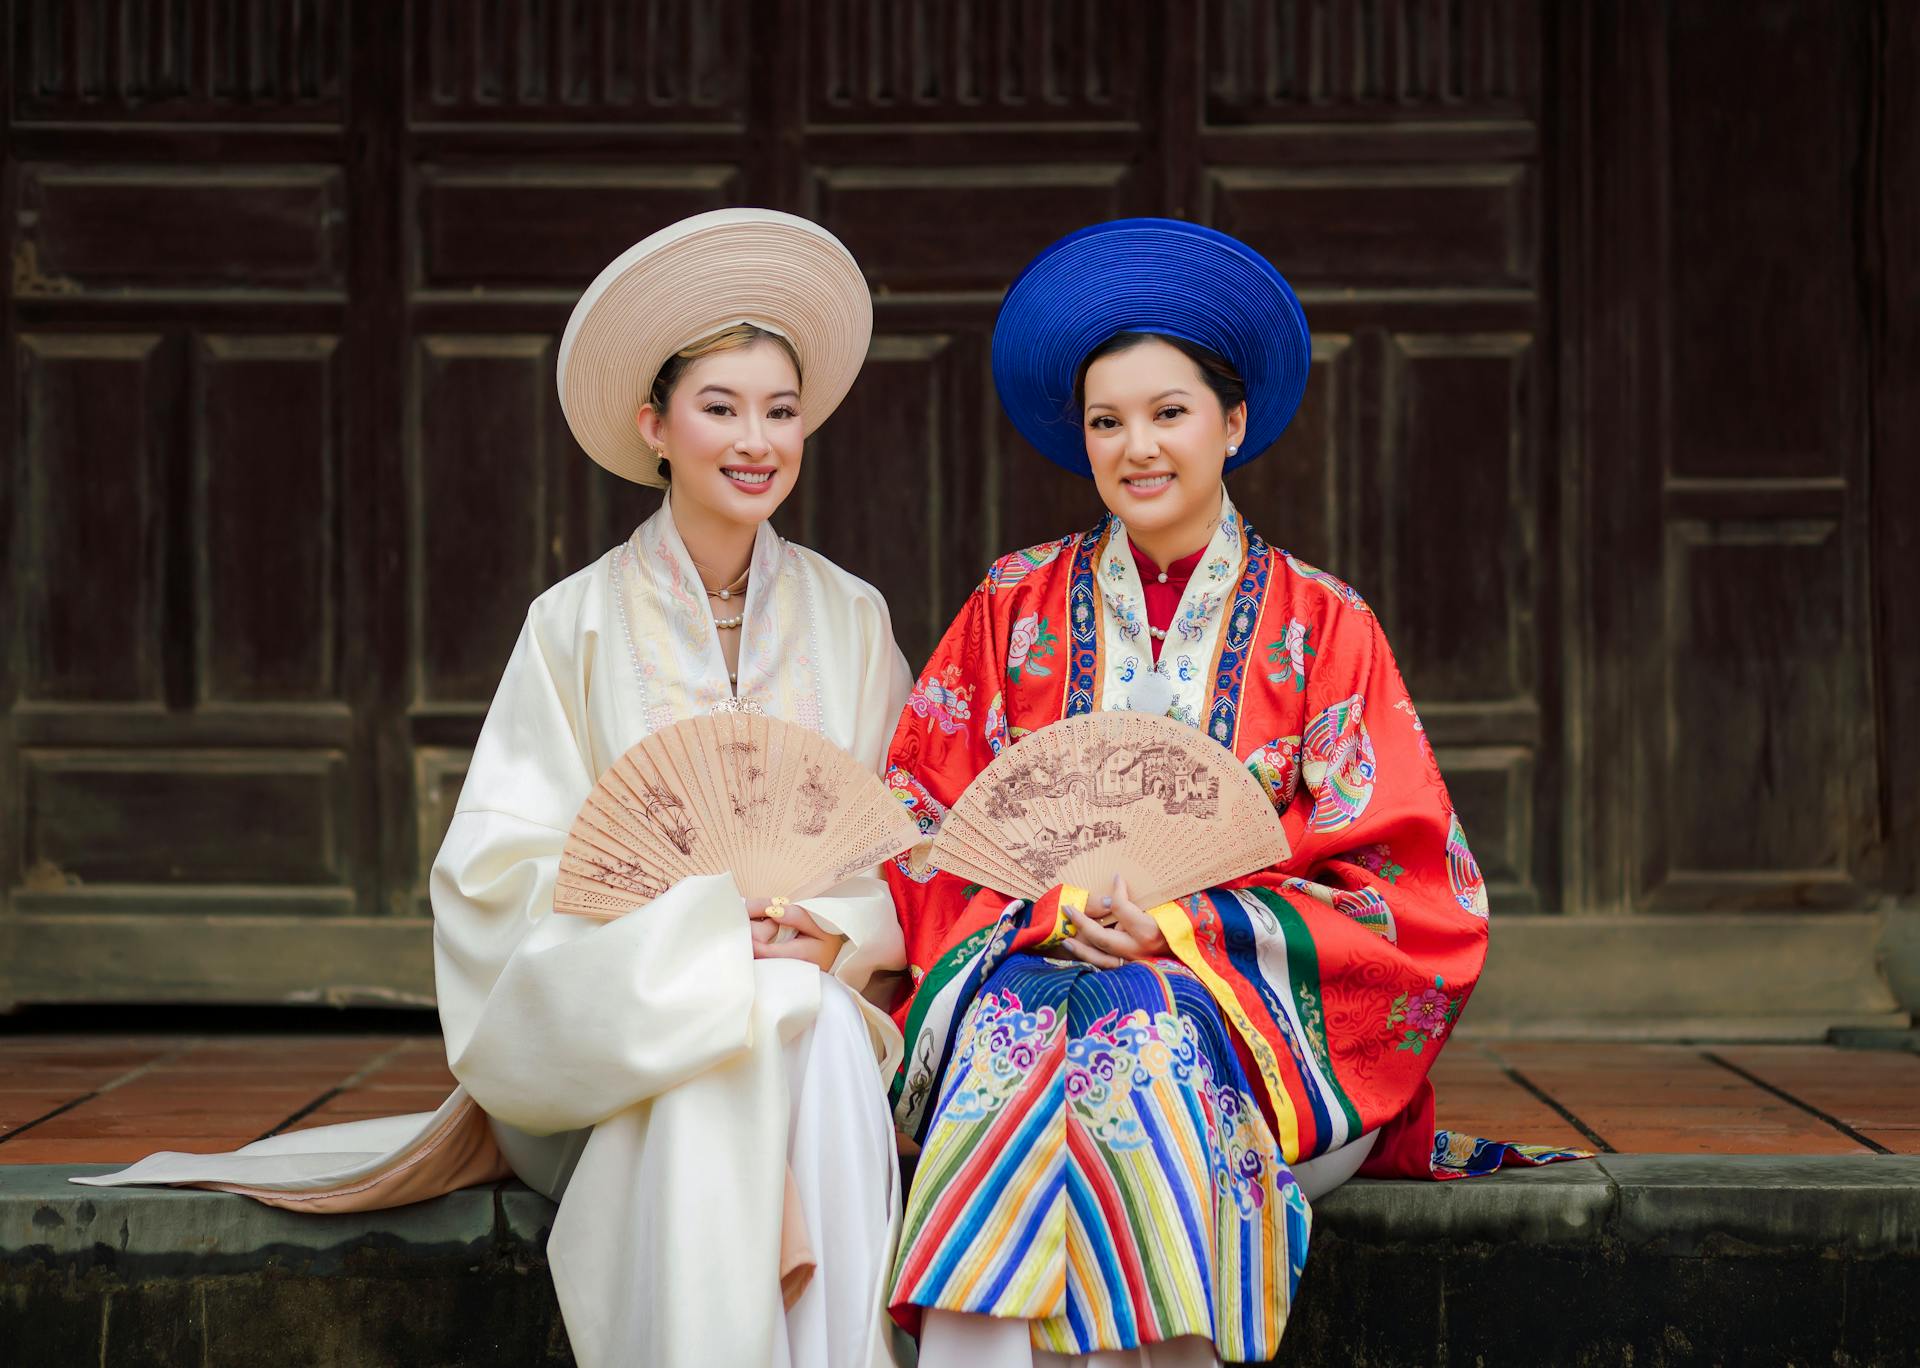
{"left": 883, "top": 220, "right": 1583, "bottom": 1367}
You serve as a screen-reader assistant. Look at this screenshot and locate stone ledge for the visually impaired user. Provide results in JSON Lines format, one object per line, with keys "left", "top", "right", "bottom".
{"left": 4, "top": 1158, "right": 1919, "bottom": 1366}
{"left": 0, "top": 1164, "right": 549, "bottom": 1265}
{"left": 14, "top": 1156, "right": 1917, "bottom": 1263}
{"left": 1318, "top": 1154, "right": 1920, "bottom": 1255}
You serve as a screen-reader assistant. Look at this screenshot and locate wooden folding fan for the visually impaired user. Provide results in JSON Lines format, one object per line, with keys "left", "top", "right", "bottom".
{"left": 927, "top": 711, "right": 1289, "bottom": 911}
{"left": 553, "top": 713, "right": 920, "bottom": 919}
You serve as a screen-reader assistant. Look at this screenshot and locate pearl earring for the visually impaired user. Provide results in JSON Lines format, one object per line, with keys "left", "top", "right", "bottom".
{"left": 1227, "top": 444, "right": 1239, "bottom": 456}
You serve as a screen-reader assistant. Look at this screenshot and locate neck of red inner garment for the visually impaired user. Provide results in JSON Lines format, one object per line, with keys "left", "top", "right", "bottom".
{"left": 1130, "top": 540, "right": 1206, "bottom": 663}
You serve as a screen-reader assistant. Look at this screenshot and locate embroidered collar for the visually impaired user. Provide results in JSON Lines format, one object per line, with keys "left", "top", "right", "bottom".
{"left": 1127, "top": 540, "right": 1206, "bottom": 597}
{"left": 1095, "top": 488, "right": 1246, "bottom": 722}
{"left": 614, "top": 494, "right": 822, "bottom": 731}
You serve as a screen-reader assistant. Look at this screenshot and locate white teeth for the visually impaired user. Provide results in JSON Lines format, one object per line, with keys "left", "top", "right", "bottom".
{"left": 725, "top": 469, "right": 773, "bottom": 485}
{"left": 1128, "top": 474, "right": 1173, "bottom": 490}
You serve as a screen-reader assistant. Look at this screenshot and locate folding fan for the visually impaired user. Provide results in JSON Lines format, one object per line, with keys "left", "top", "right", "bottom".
{"left": 553, "top": 713, "right": 920, "bottom": 919}
{"left": 927, "top": 712, "right": 1290, "bottom": 911}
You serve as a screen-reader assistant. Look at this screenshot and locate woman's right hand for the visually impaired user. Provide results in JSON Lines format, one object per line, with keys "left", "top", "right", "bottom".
{"left": 1056, "top": 876, "right": 1172, "bottom": 969}
{"left": 744, "top": 896, "right": 845, "bottom": 972}
{"left": 746, "top": 897, "right": 782, "bottom": 946}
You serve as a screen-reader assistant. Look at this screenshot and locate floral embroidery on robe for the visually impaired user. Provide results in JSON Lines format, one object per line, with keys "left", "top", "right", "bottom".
{"left": 882, "top": 499, "right": 1586, "bottom": 1357}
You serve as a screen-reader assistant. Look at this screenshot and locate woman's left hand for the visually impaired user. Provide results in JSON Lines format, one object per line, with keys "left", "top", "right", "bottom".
{"left": 1058, "top": 876, "right": 1171, "bottom": 969}
{"left": 746, "top": 897, "right": 845, "bottom": 973}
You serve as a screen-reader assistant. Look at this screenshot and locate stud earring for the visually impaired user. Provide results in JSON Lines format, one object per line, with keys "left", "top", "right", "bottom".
{"left": 1227, "top": 444, "right": 1239, "bottom": 456}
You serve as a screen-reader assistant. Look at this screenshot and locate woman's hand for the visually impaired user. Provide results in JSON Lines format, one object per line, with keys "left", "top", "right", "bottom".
{"left": 745, "top": 896, "right": 845, "bottom": 973}
{"left": 1057, "top": 876, "right": 1171, "bottom": 969}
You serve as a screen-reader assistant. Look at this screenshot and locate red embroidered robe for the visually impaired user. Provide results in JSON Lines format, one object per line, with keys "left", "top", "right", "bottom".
{"left": 884, "top": 500, "right": 1500, "bottom": 1178}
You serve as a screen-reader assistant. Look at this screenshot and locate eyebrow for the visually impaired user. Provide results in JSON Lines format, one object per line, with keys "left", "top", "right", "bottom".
{"left": 1084, "top": 387, "right": 1194, "bottom": 412}
{"left": 696, "top": 385, "right": 800, "bottom": 402}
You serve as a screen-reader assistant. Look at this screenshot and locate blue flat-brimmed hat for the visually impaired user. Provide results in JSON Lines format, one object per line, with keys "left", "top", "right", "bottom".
{"left": 991, "top": 218, "right": 1311, "bottom": 477}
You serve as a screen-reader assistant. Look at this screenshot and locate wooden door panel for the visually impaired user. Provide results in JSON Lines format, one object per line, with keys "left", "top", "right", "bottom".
{"left": 414, "top": 164, "right": 743, "bottom": 293}
{"left": 16, "top": 333, "right": 173, "bottom": 705}
{"left": 22, "top": 749, "right": 351, "bottom": 888}
{"left": 1375, "top": 332, "right": 1535, "bottom": 706}
{"left": 796, "top": 333, "right": 964, "bottom": 658}
{"left": 410, "top": 335, "right": 560, "bottom": 710}
{"left": 812, "top": 164, "right": 1143, "bottom": 295}
{"left": 195, "top": 334, "right": 343, "bottom": 706}
{"left": 1208, "top": 165, "right": 1533, "bottom": 288}
{"left": 1229, "top": 334, "right": 1353, "bottom": 577}
{"left": 989, "top": 409, "right": 1103, "bottom": 569}
{"left": 19, "top": 165, "right": 345, "bottom": 294}
{"left": 1651, "top": 517, "right": 1867, "bottom": 908}
{"left": 1667, "top": 1, "right": 1863, "bottom": 482}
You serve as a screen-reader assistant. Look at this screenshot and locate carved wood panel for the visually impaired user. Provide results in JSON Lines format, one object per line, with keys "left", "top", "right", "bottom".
{"left": 1202, "top": 0, "right": 1537, "bottom": 118}
{"left": 807, "top": 0, "right": 1146, "bottom": 123}
{"left": 15, "top": 0, "right": 347, "bottom": 123}
{"left": 410, "top": 0, "right": 748, "bottom": 123}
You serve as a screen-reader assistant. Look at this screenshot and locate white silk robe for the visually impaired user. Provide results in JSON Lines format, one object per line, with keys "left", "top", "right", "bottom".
{"left": 76, "top": 496, "right": 916, "bottom": 1368}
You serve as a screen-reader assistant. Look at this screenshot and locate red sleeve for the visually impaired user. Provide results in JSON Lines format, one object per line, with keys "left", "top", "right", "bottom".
{"left": 1224, "top": 606, "right": 1491, "bottom": 1172}
{"left": 1253, "top": 610, "right": 1489, "bottom": 974}
{"left": 883, "top": 582, "right": 1011, "bottom": 1022}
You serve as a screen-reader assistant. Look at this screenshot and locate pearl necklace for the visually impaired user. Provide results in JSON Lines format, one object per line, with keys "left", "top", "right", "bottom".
{"left": 713, "top": 611, "right": 744, "bottom": 631}
{"left": 1148, "top": 625, "right": 1168, "bottom": 641}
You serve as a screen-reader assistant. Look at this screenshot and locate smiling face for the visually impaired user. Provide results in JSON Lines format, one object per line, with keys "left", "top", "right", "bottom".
{"left": 635, "top": 335, "right": 804, "bottom": 531}
{"left": 1080, "top": 336, "right": 1247, "bottom": 563}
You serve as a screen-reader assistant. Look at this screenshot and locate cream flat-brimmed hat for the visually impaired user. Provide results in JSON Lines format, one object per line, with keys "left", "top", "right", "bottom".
{"left": 557, "top": 208, "right": 873, "bottom": 487}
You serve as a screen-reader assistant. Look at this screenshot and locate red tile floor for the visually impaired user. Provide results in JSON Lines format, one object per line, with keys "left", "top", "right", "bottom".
{"left": 1, "top": 1033, "right": 1917, "bottom": 1164}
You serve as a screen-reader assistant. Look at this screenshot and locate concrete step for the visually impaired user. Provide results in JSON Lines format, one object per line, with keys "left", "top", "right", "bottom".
{"left": 5, "top": 1156, "right": 1919, "bottom": 1367}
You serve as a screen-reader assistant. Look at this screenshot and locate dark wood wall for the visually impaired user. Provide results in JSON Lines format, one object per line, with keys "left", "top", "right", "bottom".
{"left": 3, "top": 0, "right": 1913, "bottom": 1007}
{"left": 1564, "top": 0, "right": 1918, "bottom": 920}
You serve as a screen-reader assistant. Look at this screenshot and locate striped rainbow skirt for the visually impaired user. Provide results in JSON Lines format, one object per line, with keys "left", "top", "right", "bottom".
{"left": 889, "top": 953, "right": 1311, "bottom": 1361}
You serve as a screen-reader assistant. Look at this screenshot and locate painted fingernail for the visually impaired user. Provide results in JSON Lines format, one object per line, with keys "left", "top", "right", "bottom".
{"left": 1102, "top": 896, "right": 1113, "bottom": 908}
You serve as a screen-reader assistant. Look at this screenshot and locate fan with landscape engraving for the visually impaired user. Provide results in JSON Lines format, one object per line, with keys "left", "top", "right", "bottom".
{"left": 928, "top": 711, "right": 1290, "bottom": 911}
{"left": 553, "top": 713, "right": 920, "bottom": 919}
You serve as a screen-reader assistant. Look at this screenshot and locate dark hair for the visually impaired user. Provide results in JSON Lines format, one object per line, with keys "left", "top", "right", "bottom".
{"left": 1072, "top": 331, "right": 1246, "bottom": 417}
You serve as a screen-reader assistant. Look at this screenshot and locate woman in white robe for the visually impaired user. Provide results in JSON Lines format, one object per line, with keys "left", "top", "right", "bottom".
{"left": 76, "top": 209, "right": 914, "bottom": 1368}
